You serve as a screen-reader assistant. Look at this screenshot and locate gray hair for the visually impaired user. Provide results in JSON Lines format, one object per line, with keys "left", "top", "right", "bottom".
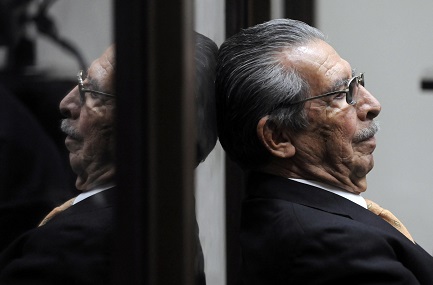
{"left": 195, "top": 32, "right": 218, "bottom": 165}
{"left": 215, "top": 18, "right": 326, "bottom": 169}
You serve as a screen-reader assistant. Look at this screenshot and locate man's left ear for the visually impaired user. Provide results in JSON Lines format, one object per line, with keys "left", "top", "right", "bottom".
{"left": 256, "top": 116, "right": 295, "bottom": 158}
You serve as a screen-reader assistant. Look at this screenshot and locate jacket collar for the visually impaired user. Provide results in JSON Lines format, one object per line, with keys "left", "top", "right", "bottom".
{"left": 246, "top": 172, "right": 356, "bottom": 217}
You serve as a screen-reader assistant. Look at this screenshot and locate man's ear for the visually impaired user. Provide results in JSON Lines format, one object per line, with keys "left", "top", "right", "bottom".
{"left": 257, "top": 116, "right": 295, "bottom": 158}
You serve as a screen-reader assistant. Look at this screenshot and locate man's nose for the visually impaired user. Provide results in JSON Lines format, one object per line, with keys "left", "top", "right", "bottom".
{"left": 357, "top": 86, "right": 381, "bottom": 120}
{"left": 59, "top": 86, "right": 81, "bottom": 119}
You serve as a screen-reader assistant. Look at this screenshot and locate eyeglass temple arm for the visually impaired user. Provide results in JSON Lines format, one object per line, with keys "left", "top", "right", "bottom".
{"left": 290, "top": 90, "right": 348, "bottom": 105}
{"left": 81, "top": 88, "right": 116, "bottom": 98}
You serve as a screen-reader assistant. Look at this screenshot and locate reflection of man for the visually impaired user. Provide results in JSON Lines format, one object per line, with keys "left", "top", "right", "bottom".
{"left": 216, "top": 19, "right": 433, "bottom": 284}
{"left": 0, "top": 31, "right": 218, "bottom": 282}
{"left": 0, "top": 46, "right": 116, "bottom": 284}
{"left": 195, "top": 32, "right": 218, "bottom": 166}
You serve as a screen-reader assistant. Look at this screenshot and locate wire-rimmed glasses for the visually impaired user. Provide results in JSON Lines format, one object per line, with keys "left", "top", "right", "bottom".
{"left": 290, "top": 73, "right": 364, "bottom": 106}
{"left": 77, "top": 70, "right": 115, "bottom": 103}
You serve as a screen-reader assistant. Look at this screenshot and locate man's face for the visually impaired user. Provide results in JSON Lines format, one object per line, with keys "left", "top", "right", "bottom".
{"left": 59, "top": 46, "right": 116, "bottom": 191}
{"left": 284, "top": 40, "right": 381, "bottom": 193}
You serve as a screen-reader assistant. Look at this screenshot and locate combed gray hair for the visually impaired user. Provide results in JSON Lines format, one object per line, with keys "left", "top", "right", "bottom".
{"left": 195, "top": 32, "right": 218, "bottom": 165}
{"left": 215, "top": 18, "right": 326, "bottom": 169}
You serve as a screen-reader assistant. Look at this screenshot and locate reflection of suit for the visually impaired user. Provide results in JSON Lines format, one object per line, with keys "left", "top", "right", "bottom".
{"left": 241, "top": 172, "right": 433, "bottom": 284}
{"left": 0, "top": 85, "right": 75, "bottom": 252}
{"left": 0, "top": 188, "right": 114, "bottom": 285}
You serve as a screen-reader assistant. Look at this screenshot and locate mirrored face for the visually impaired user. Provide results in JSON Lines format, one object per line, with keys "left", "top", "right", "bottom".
{"left": 285, "top": 40, "right": 381, "bottom": 193}
{"left": 59, "top": 46, "right": 116, "bottom": 191}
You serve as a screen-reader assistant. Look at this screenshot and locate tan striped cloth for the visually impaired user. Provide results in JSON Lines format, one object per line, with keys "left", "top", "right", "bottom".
{"left": 38, "top": 197, "right": 76, "bottom": 227}
{"left": 365, "top": 198, "right": 414, "bottom": 243}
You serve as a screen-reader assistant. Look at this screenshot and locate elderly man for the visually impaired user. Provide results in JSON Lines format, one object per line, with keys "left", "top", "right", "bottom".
{"left": 0, "top": 30, "right": 217, "bottom": 283}
{"left": 0, "top": 46, "right": 116, "bottom": 284}
{"left": 216, "top": 19, "right": 433, "bottom": 284}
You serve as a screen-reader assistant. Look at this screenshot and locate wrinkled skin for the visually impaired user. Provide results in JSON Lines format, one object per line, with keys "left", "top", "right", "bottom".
{"left": 263, "top": 40, "right": 381, "bottom": 194}
{"left": 59, "top": 46, "right": 116, "bottom": 191}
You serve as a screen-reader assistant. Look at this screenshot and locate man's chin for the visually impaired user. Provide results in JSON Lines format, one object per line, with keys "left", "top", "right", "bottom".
{"left": 354, "top": 155, "right": 374, "bottom": 178}
{"left": 69, "top": 155, "right": 84, "bottom": 177}
{"left": 65, "top": 137, "right": 83, "bottom": 153}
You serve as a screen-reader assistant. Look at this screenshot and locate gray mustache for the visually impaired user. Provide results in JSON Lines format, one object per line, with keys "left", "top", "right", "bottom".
{"left": 61, "top": 119, "right": 82, "bottom": 140}
{"left": 354, "top": 121, "right": 380, "bottom": 143}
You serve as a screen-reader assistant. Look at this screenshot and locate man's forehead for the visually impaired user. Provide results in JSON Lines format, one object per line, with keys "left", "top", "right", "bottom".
{"left": 281, "top": 41, "right": 341, "bottom": 70}
{"left": 83, "top": 55, "right": 115, "bottom": 91}
{"left": 86, "top": 46, "right": 115, "bottom": 76}
{"left": 279, "top": 40, "right": 352, "bottom": 89}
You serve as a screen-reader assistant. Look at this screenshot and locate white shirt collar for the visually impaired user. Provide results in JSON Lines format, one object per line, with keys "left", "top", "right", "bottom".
{"left": 289, "top": 178, "right": 367, "bottom": 209}
{"left": 73, "top": 184, "right": 115, "bottom": 205}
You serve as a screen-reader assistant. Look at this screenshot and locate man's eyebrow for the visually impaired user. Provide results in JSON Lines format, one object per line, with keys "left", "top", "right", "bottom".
{"left": 329, "top": 69, "right": 356, "bottom": 91}
{"left": 84, "top": 74, "right": 100, "bottom": 90}
{"left": 329, "top": 77, "right": 349, "bottom": 92}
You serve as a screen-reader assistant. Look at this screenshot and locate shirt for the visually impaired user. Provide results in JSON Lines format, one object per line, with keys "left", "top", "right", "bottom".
{"left": 73, "top": 184, "right": 116, "bottom": 205}
{"left": 289, "top": 178, "right": 367, "bottom": 209}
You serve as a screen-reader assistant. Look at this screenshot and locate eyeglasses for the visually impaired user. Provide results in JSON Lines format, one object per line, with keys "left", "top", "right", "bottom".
{"left": 77, "top": 70, "right": 115, "bottom": 103}
{"left": 290, "top": 73, "right": 364, "bottom": 106}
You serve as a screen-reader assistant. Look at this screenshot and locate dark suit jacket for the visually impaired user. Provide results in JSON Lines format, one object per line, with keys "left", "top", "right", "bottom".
{"left": 0, "top": 85, "right": 76, "bottom": 251}
{"left": 0, "top": 188, "right": 114, "bottom": 285}
{"left": 241, "top": 172, "right": 433, "bottom": 285}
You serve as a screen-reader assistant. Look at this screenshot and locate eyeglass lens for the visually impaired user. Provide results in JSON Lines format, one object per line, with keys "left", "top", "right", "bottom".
{"left": 347, "top": 74, "right": 364, "bottom": 105}
{"left": 77, "top": 71, "right": 85, "bottom": 103}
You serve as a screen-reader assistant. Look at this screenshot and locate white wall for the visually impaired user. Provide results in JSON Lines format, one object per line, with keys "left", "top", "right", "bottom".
{"left": 195, "top": 144, "right": 226, "bottom": 285}
{"left": 36, "top": 0, "right": 112, "bottom": 76}
{"left": 316, "top": 0, "right": 433, "bottom": 253}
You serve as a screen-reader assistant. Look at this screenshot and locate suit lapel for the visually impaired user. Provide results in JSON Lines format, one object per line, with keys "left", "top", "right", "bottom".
{"left": 53, "top": 187, "right": 115, "bottom": 220}
{"left": 246, "top": 172, "right": 409, "bottom": 242}
{"left": 247, "top": 172, "right": 353, "bottom": 217}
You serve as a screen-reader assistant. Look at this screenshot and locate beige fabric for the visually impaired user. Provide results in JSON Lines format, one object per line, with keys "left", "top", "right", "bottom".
{"left": 365, "top": 198, "right": 414, "bottom": 243}
{"left": 38, "top": 197, "right": 76, "bottom": 227}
